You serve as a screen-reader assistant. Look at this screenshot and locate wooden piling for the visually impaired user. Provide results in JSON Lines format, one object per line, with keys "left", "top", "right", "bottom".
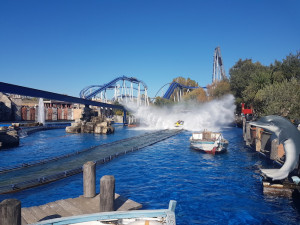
{"left": 100, "top": 175, "right": 115, "bottom": 212}
{"left": 245, "top": 122, "right": 251, "bottom": 146}
{"left": 83, "top": 161, "right": 96, "bottom": 198}
{"left": 255, "top": 127, "right": 262, "bottom": 152}
{"left": 0, "top": 199, "right": 21, "bottom": 225}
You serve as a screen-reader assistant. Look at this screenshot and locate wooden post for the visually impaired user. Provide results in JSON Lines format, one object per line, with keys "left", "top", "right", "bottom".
{"left": 242, "top": 117, "right": 246, "bottom": 141}
{"left": 83, "top": 161, "right": 96, "bottom": 198}
{"left": 100, "top": 175, "right": 115, "bottom": 212}
{"left": 255, "top": 127, "right": 261, "bottom": 152}
{"left": 245, "top": 122, "right": 251, "bottom": 146}
{"left": 0, "top": 199, "right": 21, "bottom": 225}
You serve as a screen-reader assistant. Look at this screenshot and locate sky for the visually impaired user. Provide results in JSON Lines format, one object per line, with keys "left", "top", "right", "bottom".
{"left": 0, "top": 0, "right": 299, "bottom": 98}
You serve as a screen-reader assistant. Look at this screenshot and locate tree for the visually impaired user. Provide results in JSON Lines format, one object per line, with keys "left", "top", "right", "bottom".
{"left": 207, "top": 80, "right": 231, "bottom": 99}
{"left": 271, "top": 51, "right": 300, "bottom": 82}
{"left": 254, "top": 78, "right": 300, "bottom": 120}
{"left": 183, "top": 88, "right": 207, "bottom": 102}
{"left": 154, "top": 96, "right": 174, "bottom": 106}
{"left": 170, "top": 76, "right": 199, "bottom": 101}
{"left": 229, "top": 59, "right": 271, "bottom": 111}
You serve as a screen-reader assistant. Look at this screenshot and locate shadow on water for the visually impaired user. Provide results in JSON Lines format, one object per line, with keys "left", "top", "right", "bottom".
{"left": 292, "top": 189, "right": 300, "bottom": 214}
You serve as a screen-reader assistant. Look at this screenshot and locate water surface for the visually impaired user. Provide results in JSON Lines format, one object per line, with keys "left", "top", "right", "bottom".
{"left": 0, "top": 126, "right": 299, "bottom": 224}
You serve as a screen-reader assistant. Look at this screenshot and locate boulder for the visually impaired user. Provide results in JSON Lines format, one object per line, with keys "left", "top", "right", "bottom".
{"left": 0, "top": 93, "right": 12, "bottom": 121}
{"left": 94, "top": 126, "right": 102, "bottom": 134}
{"left": 65, "top": 126, "right": 81, "bottom": 133}
{"left": 71, "top": 122, "right": 81, "bottom": 127}
{"left": 0, "top": 129, "right": 19, "bottom": 149}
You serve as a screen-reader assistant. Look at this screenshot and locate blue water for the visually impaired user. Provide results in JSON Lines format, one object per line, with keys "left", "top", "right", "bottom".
{"left": 0, "top": 125, "right": 146, "bottom": 167}
{"left": 1, "top": 126, "right": 300, "bottom": 224}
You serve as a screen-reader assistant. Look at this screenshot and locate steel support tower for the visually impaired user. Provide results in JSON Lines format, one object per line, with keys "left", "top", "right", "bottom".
{"left": 212, "top": 47, "right": 226, "bottom": 82}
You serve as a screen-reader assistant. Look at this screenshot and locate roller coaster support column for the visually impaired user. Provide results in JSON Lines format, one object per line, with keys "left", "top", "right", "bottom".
{"left": 123, "top": 109, "right": 127, "bottom": 125}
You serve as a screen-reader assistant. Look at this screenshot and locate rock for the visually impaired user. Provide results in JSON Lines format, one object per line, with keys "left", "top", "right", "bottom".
{"left": 99, "top": 121, "right": 108, "bottom": 127}
{"left": 71, "top": 122, "right": 81, "bottom": 127}
{"left": 94, "top": 126, "right": 102, "bottom": 134}
{"left": 0, "top": 92, "right": 12, "bottom": 121}
{"left": 0, "top": 127, "right": 8, "bottom": 131}
{"left": 11, "top": 123, "right": 20, "bottom": 128}
{"left": 102, "top": 128, "right": 107, "bottom": 134}
{"left": 65, "top": 126, "right": 81, "bottom": 133}
{"left": 0, "top": 129, "right": 19, "bottom": 149}
{"left": 66, "top": 110, "right": 115, "bottom": 135}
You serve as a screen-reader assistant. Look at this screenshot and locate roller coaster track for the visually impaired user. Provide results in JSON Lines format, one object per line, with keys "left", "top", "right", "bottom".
{"left": 80, "top": 76, "right": 147, "bottom": 100}
{"left": 0, "top": 129, "right": 182, "bottom": 194}
{"left": 162, "top": 82, "right": 206, "bottom": 99}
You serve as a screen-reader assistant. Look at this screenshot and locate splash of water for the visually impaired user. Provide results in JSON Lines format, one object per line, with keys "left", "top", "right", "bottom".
{"left": 124, "top": 94, "right": 236, "bottom": 131}
{"left": 37, "top": 98, "right": 45, "bottom": 125}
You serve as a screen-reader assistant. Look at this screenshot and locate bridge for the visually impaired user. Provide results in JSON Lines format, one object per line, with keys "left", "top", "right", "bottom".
{"left": 0, "top": 81, "right": 128, "bottom": 122}
{"left": 80, "top": 76, "right": 149, "bottom": 106}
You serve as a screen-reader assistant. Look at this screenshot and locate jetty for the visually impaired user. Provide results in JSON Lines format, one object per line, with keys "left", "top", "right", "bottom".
{"left": 1, "top": 170, "right": 177, "bottom": 225}
{"left": 21, "top": 193, "right": 141, "bottom": 225}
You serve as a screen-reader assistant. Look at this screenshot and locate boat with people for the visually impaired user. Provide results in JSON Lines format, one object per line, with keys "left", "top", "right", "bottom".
{"left": 174, "top": 120, "right": 184, "bottom": 128}
{"left": 189, "top": 130, "right": 228, "bottom": 154}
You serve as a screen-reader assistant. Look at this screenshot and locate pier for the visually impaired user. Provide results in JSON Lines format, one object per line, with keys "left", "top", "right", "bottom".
{"left": 21, "top": 193, "right": 141, "bottom": 224}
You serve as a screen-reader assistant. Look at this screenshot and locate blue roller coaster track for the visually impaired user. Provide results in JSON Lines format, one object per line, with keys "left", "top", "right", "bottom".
{"left": 80, "top": 76, "right": 147, "bottom": 100}
{"left": 160, "top": 82, "right": 206, "bottom": 99}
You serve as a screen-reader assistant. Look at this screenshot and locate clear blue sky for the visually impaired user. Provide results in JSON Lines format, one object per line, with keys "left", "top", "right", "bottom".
{"left": 1, "top": 0, "right": 299, "bottom": 98}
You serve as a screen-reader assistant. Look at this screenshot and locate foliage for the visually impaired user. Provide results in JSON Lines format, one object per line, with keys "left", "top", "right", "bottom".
{"left": 154, "top": 96, "right": 174, "bottom": 106}
{"left": 254, "top": 78, "right": 300, "bottom": 120}
{"left": 207, "top": 80, "right": 231, "bottom": 99}
{"left": 183, "top": 88, "right": 207, "bottom": 102}
{"left": 170, "top": 76, "right": 199, "bottom": 101}
{"left": 229, "top": 59, "right": 270, "bottom": 107}
{"left": 229, "top": 51, "right": 300, "bottom": 119}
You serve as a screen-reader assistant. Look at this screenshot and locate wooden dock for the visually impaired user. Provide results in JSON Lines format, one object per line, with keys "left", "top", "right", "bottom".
{"left": 21, "top": 193, "right": 142, "bottom": 225}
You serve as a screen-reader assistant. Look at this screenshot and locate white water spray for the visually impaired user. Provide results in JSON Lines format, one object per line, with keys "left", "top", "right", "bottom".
{"left": 124, "top": 94, "right": 236, "bottom": 131}
{"left": 37, "top": 98, "right": 45, "bottom": 125}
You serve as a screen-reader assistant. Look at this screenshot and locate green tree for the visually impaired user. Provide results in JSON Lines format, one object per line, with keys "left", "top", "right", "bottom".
{"left": 183, "top": 88, "right": 207, "bottom": 102}
{"left": 207, "top": 80, "right": 231, "bottom": 99}
{"left": 229, "top": 59, "right": 271, "bottom": 112}
{"left": 254, "top": 78, "right": 300, "bottom": 120}
{"left": 154, "top": 96, "right": 174, "bottom": 106}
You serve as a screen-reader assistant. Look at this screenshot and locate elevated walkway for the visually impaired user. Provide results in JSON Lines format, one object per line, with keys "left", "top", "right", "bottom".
{"left": 0, "top": 129, "right": 182, "bottom": 194}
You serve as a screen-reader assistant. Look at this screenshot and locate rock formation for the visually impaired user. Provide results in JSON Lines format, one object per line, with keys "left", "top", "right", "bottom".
{"left": 0, "top": 93, "right": 12, "bottom": 121}
{"left": 0, "top": 127, "right": 19, "bottom": 149}
{"left": 66, "top": 106, "right": 114, "bottom": 134}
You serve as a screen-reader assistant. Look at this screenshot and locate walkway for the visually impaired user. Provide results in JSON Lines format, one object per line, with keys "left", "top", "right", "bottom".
{"left": 0, "top": 129, "right": 182, "bottom": 194}
{"left": 21, "top": 193, "right": 142, "bottom": 225}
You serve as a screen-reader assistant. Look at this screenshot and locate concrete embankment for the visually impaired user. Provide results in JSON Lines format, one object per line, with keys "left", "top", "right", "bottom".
{"left": 0, "top": 129, "right": 182, "bottom": 194}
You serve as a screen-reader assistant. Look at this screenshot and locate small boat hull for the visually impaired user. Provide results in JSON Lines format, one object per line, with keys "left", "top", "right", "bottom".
{"left": 189, "top": 131, "right": 228, "bottom": 155}
{"left": 190, "top": 141, "right": 228, "bottom": 154}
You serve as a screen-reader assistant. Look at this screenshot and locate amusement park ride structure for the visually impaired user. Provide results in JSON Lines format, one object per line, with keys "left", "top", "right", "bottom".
{"left": 80, "top": 76, "right": 149, "bottom": 106}
{"left": 212, "top": 46, "right": 226, "bottom": 82}
{"left": 156, "top": 47, "right": 227, "bottom": 101}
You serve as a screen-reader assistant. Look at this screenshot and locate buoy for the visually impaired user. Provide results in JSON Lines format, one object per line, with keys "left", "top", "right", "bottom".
{"left": 127, "top": 220, "right": 162, "bottom": 225}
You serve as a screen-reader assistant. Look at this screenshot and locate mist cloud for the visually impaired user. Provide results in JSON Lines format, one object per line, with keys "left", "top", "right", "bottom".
{"left": 124, "top": 94, "right": 236, "bottom": 131}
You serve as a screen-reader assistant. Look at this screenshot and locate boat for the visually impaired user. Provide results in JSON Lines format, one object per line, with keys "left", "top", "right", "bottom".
{"left": 189, "top": 130, "right": 228, "bottom": 154}
{"left": 174, "top": 120, "right": 184, "bottom": 128}
{"left": 31, "top": 200, "right": 177, "bottom": 225}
